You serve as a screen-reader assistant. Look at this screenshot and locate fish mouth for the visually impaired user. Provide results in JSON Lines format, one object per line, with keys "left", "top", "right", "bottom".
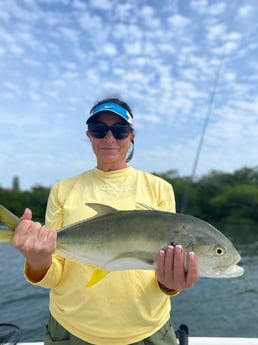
{"left": 212, "top": 253, "right": 244, "bottom": 278}
{"left": 214, "top": 264, "right": 244, "bottom": 278}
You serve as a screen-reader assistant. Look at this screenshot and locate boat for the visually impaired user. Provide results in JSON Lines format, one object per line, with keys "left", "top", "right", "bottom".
{"left": 19, "top": 339, "right": 258, "bottom": 344}
{"left": 2, "top": 323, "right": 258, "bottom": 344}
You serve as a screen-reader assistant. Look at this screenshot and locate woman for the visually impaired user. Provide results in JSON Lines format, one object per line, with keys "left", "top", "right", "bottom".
{"left": 12, "top": 98, "right": 199, "bottom": 345}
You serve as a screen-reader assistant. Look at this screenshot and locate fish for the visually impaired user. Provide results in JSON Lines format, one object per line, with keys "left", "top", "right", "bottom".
{"left": 0, "top": 203, "right": 244, "bottom": 286}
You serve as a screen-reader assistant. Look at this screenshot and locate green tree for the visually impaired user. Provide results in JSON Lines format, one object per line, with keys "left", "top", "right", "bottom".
{"left": 1, "top": 169, "right": 258, "bottom": 225}
{"left": 210, "top": 184, "right": 258, "bottom": 224}
{"left": 12, "top": 176, "right": 20, "bottom": 191}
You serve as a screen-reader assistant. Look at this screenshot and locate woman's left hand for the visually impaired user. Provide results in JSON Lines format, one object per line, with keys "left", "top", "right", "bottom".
{"left": 155, "top": 244, "right": 199, "bottom": 291}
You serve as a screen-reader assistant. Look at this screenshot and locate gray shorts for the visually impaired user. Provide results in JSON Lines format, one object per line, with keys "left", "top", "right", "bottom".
{"left": 44, "top": 313, "right": 177, "bottom": 345}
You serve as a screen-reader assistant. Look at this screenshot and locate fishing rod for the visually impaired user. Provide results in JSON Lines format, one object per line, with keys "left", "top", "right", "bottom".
{"left": 180, "top": 7, "right": 236, "bottom": 214}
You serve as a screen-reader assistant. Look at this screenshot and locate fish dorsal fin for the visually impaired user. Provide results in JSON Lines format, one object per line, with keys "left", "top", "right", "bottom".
{"left": 85, "top": 203, "right": 118, "bottom": 217}
{"left": 0, "top": 205, "right": 20, "bottom": 230}
{"left": 135, "top": 203, "right": 155, "bottom": 211}
{"left": 86, "top": 202, "right": 154, "bottom": 215}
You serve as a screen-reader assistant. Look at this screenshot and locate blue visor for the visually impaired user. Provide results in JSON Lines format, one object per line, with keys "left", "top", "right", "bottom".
{"left": 87, "top": 102, "right": 133, "bottom": 124}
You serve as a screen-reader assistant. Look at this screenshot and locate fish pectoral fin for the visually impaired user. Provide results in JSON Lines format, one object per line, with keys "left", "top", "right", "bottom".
{"left": 106, "top": 251, "right": 156, "bottom": 268}
{"left": 85, "top": 267, "right": 109, "bottom": 287}
{"left": 131, "top": 251, "right": 156, "bottom": 265}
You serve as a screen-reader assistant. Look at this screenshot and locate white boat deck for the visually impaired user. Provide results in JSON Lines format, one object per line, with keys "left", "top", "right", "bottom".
{"left": 189, "top": 338, "right": 258, "bottom": 344}
{"left": 20, "top": 338, "right": 258, "bottom": 345}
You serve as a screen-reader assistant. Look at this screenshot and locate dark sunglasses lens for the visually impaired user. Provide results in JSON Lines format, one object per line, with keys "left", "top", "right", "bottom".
{"left": 88, "top": 123, "right": 108, "bottom": 138}
{"left": 88, "top": 123, "right": 130, "bottom": 139}
{"left": 111, "top": 124, "right": 130, "bottom": 139}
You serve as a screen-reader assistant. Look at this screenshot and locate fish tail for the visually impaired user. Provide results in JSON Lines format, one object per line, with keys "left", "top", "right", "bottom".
{"left": 0, "top": 205, "right": 20, "bottom": 242}
{"left": 85, "top": 267, "right": 109, "bottom": 287}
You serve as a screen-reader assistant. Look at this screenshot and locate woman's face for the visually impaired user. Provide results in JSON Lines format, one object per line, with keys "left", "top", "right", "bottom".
{"left": 86, "top": 113, "right": 135, "bottom": 171}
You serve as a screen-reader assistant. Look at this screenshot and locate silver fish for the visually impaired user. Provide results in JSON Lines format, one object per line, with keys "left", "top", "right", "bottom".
{"left": 0, "top": 203, "right": 244, "bottom": 286}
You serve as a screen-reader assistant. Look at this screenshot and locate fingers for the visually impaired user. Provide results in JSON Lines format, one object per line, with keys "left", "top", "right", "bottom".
{"left": 13, "top": 220, "right": 40, "bottom": 242}
{"left": 40, "top": 225, "right": 57, "bottom": 248}
{"left": 12, "top": 220, "right": 56, "bottom": 257}
{"left": 156, "top": 248, "right": 166, "bottom": 282}
{"left": 27, "top": 224, "right": 57, "bottom": 252}
{"left": 156, "top": 245, "right": 199, "bottom": 291}
{"left": 11, "top": 216, "right": 57, "bottom": 278}
{"left": 156, "top": 245, "right": 185, "bottom": 290}
{"left": 186, "top": 251, "right": 199, "bottom": 288}
{"left": 20, "top": 208, "right": 32, "bottom": 221}
{"left": 26, "top": 224, "right": 53, "bottom": 248}
{"left": 172, "top": 245, "right": 185, "bottom": 284}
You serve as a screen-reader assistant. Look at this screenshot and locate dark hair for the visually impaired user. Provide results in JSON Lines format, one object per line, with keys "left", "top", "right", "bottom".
{"left": 90, "top": 97, "right": 134, "bottom": 120}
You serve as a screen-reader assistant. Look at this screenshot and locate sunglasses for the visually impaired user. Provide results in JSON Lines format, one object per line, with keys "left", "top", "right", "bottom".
{"left": 88, "top": 122, "right": 131, "bottom": 140}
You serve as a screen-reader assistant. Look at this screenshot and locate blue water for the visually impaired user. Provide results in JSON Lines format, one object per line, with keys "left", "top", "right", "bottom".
{"left": 172, "top": 224, "right": 258, "bottom": 338}
{"left": 0, "top": 224, "right": 257, "bottom": 341}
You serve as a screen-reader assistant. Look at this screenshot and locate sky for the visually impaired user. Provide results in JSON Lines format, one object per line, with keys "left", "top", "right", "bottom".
{"left": 0, "top": 0, "right": 258, "bottom": 190}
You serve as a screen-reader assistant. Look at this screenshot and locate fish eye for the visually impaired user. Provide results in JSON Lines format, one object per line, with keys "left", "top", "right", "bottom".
{"left": 214, "top": 246, "right": 225, "bottom": 256}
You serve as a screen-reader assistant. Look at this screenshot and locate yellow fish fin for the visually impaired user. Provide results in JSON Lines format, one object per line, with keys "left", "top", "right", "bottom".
{"left": 0, "top": 230, "right": 14, "bottom": 242}
{"left": 0, "top": 205, "right": 20, "bottom": 242}
{"left": 85, "top": 267, "right": 109, "bottom": 287}
{"left": 0, "top": 205, "right": 20, "bottom": 230}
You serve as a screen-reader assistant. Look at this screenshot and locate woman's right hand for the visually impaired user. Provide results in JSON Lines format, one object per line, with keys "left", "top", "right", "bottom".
{"left": 11, "top": 208, "right": 57, "bottom": 282}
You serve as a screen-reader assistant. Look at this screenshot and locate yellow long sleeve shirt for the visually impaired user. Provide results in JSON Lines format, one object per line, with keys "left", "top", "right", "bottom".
{"left": 25, "top": 167, "right": 176, "bottom": 344}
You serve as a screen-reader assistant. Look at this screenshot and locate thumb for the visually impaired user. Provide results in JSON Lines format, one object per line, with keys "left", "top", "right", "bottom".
{"left": 20, "top": 208, "right": 32, "bottom": 221}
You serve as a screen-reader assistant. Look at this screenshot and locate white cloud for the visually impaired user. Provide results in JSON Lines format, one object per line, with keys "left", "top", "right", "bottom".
{"left": 9, "top": 43, "right": 24, "bottom": 56}
{"left": 238, "top": 5, "right": 252, "bottom": 16}
{"left": 16, "top": 31, "right": 43, "bottom": 50}
{"left": 2, "top": 92, "right": 15, "bottom": 100}
{"left": 0, "top": 0, "right": 258, "bottom": 189}
{"left": 206, "top": 23, "right": 226, "bottom": 41}
{"left": 190, "top": 0, "right": 209, "bottom": 14}
{"left": 0, "top": 28, "right": 14, "bottom": 43}
{"left": 208, "top": 2, "right": 226, "bottom": 16}
{"left": 89, "top": 0, "right": 113, "bottom": 11}
{"left": 168, "top": 14, "right": 190, "bottom": 28}
{"left": 102, "top": 42, "right": 117, "bottom": 56}
{"left": 3, "top": 81, "right": 21, "bottom": 94}
{"left": 57, "top": 27, "right": 80, "bottom": 45}
{"left": 72, "top": 0, "right": 88, "bottom": 11}
{"left": 23, "top": 57, "right": 43, "bottom": 67}
{"left": 140, "top": 5, "right": 161, "bottom": 29}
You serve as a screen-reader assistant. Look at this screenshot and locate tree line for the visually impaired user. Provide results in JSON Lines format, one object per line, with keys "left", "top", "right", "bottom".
{"left": 1, "top": 166, "right": 258, "bottom": 224}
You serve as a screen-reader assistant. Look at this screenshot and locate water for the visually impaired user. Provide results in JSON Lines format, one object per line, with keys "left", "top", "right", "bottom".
{"left": 0, "top": 244, "right": 49, "bottom": 341}
{"left": 172, "top": 224, "right": 258, "bottom": 338}
{"left": 0, "top": 224, "right": 257, "bottom": 341}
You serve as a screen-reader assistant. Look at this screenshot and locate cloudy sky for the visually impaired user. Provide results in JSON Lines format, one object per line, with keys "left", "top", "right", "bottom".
{"left": 0, "top": 0, "right": 257, "bottom": 190}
